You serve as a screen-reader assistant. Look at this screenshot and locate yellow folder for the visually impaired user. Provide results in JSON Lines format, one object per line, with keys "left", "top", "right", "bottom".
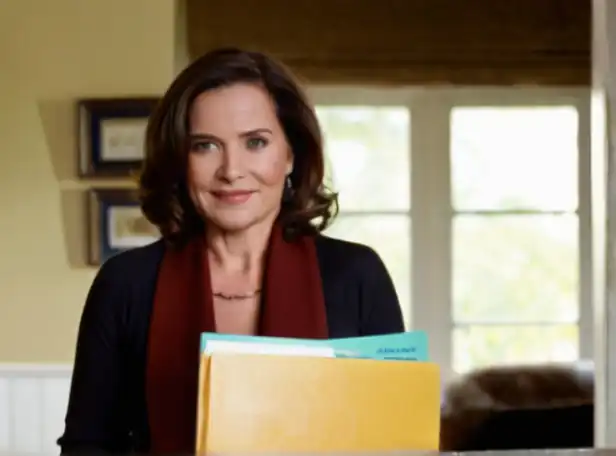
{"left": 195, "top": 352, "right": 440, "bottom": 453}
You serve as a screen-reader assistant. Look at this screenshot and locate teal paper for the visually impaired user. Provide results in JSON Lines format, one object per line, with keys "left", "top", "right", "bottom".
{"left": 328, "top": 332, "right": 428, "bottom": 361}
{"left": 200, "top": 331, "right": 428, "bottom": 362}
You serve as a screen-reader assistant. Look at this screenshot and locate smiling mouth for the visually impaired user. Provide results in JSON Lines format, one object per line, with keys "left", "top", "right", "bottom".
{"left": 210, "top": 190, "right": 255, "bottom": 204}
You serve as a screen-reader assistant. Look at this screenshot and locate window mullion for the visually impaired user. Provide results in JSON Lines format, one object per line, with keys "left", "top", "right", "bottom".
{"left": 411, "top": 95, "right": 454, "bottom": 381}
{"left": 578, "top": 92, "right": 594, "bottom": 360}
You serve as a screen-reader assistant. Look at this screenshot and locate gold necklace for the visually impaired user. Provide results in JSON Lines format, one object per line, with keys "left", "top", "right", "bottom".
{"left": 213, "top": 289, "right": 261, "bottom": 301}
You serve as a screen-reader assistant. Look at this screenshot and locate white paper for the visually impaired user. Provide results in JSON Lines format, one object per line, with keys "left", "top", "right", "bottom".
{"left": 203, "top": 340, "right": 335, "bottom": 358}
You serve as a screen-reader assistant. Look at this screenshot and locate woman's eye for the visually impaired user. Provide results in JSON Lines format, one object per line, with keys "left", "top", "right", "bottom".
{"left": 192, "top": 141, "right": 218, "bottom": 152}
{"left": 246, "top": 137, "right": 267, "bottom": 150}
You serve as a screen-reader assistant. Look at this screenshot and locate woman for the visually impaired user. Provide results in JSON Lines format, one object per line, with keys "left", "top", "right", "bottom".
{"left": 58, "top": 47, "right": 404, "bottom": 454}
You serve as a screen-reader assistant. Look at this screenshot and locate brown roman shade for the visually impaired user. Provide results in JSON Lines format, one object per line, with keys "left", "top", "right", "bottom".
{"left": 185, "top": 0, "right": 590, "bottom": 86}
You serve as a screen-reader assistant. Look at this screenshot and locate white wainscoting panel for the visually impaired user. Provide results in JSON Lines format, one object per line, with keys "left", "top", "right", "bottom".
{"left": 0, "top": 365, "right": 72, "bottom": 454}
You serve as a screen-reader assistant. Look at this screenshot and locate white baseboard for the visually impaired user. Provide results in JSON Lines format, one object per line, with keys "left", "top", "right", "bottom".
{"left": 0, "top": 364, "right": 72, "bottom": 453}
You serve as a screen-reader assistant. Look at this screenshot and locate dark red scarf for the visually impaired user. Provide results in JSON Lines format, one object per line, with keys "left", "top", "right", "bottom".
{"left": 145, "top": 224, "right": 329, "bottom": 453}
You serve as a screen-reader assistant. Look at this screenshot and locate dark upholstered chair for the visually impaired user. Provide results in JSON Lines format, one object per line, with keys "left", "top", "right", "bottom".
{"left": 440, "top": 362, "right": 594, "bottom": 451}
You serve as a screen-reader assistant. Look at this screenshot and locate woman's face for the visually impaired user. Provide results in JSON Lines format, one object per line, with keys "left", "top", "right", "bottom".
{"left": 186, "top": 83, "right": 293, "bottom": 233}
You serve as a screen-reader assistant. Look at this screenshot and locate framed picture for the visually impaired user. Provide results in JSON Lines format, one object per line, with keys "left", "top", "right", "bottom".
{"left": 88, "top": 189, "right": 160, "bottom": 265}
{"left": 78, "top": 97, "right": 160, "bottom": 177}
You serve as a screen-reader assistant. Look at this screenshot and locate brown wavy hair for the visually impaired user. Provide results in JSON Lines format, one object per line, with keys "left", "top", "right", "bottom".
{"left": 139, "top": 47, "right": 338, "bottom": 247}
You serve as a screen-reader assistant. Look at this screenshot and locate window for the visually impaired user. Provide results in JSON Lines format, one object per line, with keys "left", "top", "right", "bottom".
{"left": 450, "top": 107, "right": 580, "bottom": 373}
{"left": 308, "top": 87, "right": 591, "bottom": 379}
{"left": 314, "top": 104, "right": 412, "bottom": 326}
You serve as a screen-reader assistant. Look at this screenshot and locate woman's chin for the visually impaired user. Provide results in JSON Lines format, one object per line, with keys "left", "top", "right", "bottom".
{"left": 207, "top": 214, "right": 260, "bottom": 233}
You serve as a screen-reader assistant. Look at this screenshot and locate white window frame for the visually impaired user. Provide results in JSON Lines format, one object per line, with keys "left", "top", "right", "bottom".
{"left": 307, "top": 86, "right": 592, "bottom": 382}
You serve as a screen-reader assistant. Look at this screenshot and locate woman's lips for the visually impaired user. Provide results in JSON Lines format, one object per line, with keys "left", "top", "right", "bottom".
{"left": 210, "top": 190, "right": 255, "bottom": 204}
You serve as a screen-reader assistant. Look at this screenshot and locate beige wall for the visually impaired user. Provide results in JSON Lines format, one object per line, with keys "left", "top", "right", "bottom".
{"left": 0, "top": 0, "right": 178, "bottom": 363}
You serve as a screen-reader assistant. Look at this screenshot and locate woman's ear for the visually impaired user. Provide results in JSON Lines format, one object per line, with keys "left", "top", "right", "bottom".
{"left": 286, "top": 151, "right": 294, "bottom": 176}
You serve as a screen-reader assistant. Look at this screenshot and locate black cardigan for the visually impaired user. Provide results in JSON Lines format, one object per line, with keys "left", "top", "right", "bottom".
{"left": 58, "top": 235, "right": 405, "bottom": 453}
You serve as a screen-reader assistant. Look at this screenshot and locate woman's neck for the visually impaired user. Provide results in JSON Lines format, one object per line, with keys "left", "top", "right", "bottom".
{"left": 206, "top": 220, "right": 274, "bottom": 274}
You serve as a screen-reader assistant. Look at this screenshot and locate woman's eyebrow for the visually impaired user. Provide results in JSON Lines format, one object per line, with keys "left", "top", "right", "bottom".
{"left": 238, "top": 128, "right": 273, "bottom": 137}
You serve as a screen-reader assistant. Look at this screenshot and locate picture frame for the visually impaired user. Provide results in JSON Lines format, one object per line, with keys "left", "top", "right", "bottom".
{"left": 78, "top": 97, "right": 160, "bottom": 178}
{"left": 87, "top": 188, "right": 160, "bottom": 265}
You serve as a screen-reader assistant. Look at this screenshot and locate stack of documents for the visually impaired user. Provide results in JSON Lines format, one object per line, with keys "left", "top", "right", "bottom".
{"left": 200, "top": 331, "right": 429, "bottom": 361}
{"left": 196, "top": 331, "right": 440, "bottom": 453}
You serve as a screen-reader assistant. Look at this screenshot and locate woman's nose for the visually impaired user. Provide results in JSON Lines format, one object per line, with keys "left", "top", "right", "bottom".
{"left": 217, "top": 147, "right": 244, "bottom": 182}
